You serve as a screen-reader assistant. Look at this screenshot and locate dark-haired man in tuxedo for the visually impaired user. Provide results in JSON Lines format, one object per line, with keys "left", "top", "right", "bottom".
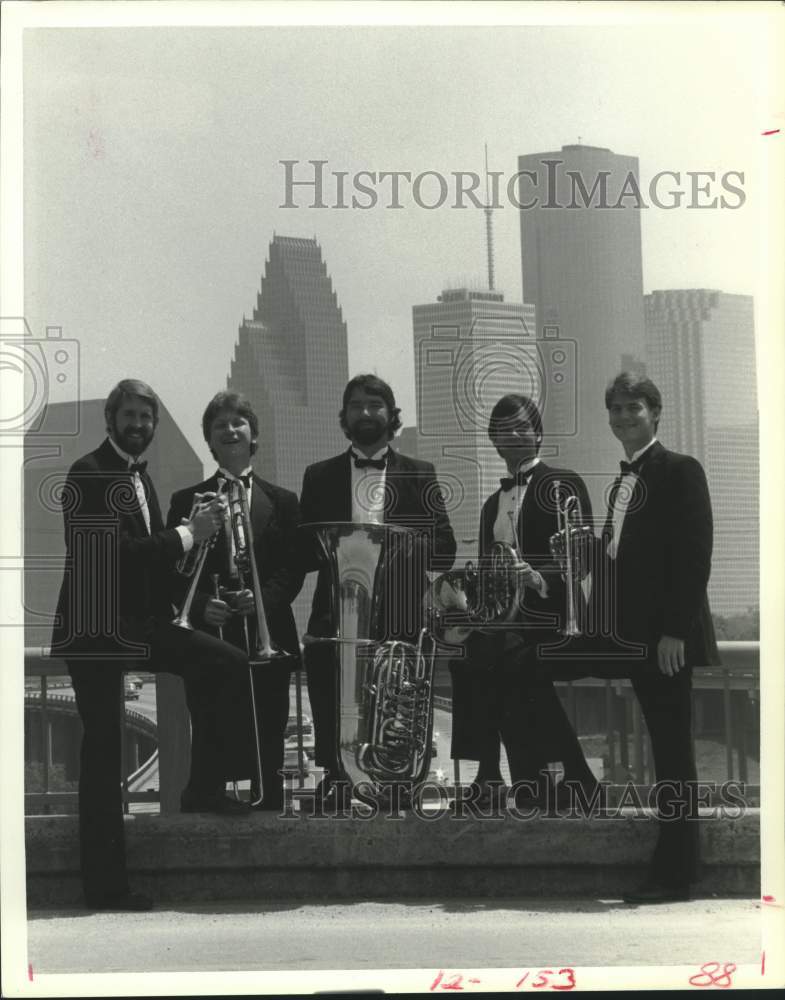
{"left": 449, "top": 393, "right": 598, "bottom": 808}
{"left": 52, "top": 379, "right": 250, "bottom": 912}
{"left": 299, "top": 374, "right": 456, "bottom": 806}
{"left": 597, "top": 372, "right": 719, "bottom": 904}
{"left": 167, "top": 391, "right": 303, "bottom": 812}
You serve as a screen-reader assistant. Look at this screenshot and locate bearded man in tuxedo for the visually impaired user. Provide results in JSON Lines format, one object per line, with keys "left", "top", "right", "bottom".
{"left": 52, "top": 379, "right": 249, "bottom": 912}
{"left": 299, "top": 374, "right": 456, "bottom": 807}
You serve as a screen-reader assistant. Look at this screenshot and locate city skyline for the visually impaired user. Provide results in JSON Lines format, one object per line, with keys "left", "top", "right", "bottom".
{"left": 16, "top": 17, "right": 767, "bottom": 475}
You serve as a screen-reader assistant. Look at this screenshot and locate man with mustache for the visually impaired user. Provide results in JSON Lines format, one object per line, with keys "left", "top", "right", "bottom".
{"left": 299, "top": 374, "right": 456, "bottom": 808}
{"left": 52, "top": 379, "right": 250, "bottom": 912}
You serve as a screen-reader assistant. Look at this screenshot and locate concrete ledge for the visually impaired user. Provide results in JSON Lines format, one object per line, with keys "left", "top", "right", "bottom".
{"left": 26, "top": 807, "right": 760, "bottom": 906}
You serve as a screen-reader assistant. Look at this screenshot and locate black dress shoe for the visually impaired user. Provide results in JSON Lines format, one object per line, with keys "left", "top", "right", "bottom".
{"left": 86, "top": 890, "right": 154, "bottom": 912}
{"left": 252, "top": 797, "right": 285, "bottom": 812}
{"left": 181, "top": 793, "right": 251, "bottom": 815}
{"left": 623, "top": 881, "right": 691, "bottom": 904}
{"left": 312, "top": 777, "right": 352, "bottom": 812}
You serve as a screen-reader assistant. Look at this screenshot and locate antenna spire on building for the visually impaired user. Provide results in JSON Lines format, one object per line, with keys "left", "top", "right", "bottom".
{"left": 484, "top": 143, "right": 495, "bottom": 291}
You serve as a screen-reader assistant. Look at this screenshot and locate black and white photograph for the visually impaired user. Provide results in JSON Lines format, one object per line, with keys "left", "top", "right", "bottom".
{"left": 1, "top": 0, "right": 784, "bottom": 995}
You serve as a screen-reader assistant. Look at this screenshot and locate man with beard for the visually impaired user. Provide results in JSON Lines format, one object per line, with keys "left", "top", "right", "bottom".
{"left": 167, "top": 391, "right": 303, "bottom": 812}
{"left": 299, "top": 374, "right": 456, "bottom": 807}
{"left": 448, "top": 393, "right": 599, "bottom": 809}
{"left": 52, "top": 379, "right": 250, "bottom": 912}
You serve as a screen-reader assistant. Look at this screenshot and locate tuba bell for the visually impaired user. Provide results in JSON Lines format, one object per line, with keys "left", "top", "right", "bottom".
{"left": 300, "top": 521, "right": 436, "bottom": 794}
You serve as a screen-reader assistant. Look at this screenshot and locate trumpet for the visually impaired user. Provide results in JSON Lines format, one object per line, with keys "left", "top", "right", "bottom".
{"left": 549, "top": 481, "right": 592, "bottom": 636}
{"left": 171, "top": 482, "right": 226, "bottom": 631}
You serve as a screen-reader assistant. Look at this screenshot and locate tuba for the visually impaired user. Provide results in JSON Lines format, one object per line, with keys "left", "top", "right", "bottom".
{"left": 301, "top": 521, "right": 436, "bottom": 794}
{"left": 548, "top": 481, "right": 593, "bottom": 636}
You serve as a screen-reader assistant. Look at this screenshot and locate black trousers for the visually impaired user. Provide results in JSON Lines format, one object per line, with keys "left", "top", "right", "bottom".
{"left": 631, "top": 666, "right": 699, "bottom": 887}
{"left": 215, "top": 617, "right": 293, "bottom": 805}
{"left": 450, "top": 639, "right": 595, "bottom": 788}
{"left": 305, "top": 642, "right": 340, "bottom": 773}
{"left": 68, "top": 620, "right": 247, "bottom": 904}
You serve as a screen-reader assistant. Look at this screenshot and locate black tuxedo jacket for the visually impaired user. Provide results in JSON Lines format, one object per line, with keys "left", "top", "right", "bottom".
{"left": 52, "top": 438, "right": 184, "bottom": 659}
{"left": 166, "top": 472, "right": 303, "bottom": 655}
{"left": 471, "top": 461, "right": 593, "bottom": 653}
{"left": 299, "top": 448, "right": 456, "bottom": 640}
{"left": 595, "top": 441, "right": 719, "bottom": 668}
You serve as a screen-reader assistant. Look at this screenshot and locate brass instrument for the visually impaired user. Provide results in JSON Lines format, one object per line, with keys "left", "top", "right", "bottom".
{"left": 301, "top": 521, "right": 436, "bottom": 794}
{"left": 226, "top": 478, "right": 294, "bottom": 806}
{"left": 549, "top": 481, "right": 592, "bottom": 636}
{"left": 171, "top": 482, "right": 226, "bottom": 631}
{"left": 226, "top": 479, "right": 290, "bottom": 665}
{"left": 428, "top": 515, "right": 523, "bottom": 645}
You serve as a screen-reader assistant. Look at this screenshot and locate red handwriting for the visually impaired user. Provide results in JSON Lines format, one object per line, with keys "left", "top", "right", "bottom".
{"left": 533, "top": 969, "right": 575, "bottom": 991}
{"left": 761, "top": 951, "right": 765, "bottom": 976}
{"left": 28, "top": 964, "right": 33, "bottom": 982}
{"left": 762, "top": 130, "right": 781, "bottom": 136}
{"left": 430, "top": 971, "right": 480, "bottom": 991}
{"left": 762, "top": 894, "right": 775, "bottom": 902}
{"left": 430, "top": 969, "right": 576, "bottom": 992}
{"left": 688, "top": 962, "right": 736, "bottom": 988}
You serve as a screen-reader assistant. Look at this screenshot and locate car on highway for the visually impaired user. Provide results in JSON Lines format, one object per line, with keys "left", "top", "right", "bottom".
{"left": 284, "top": 713, "right": 315, "bottom": 757}
{"left": 123, "top": 674, "right": 143, "bottom": 700}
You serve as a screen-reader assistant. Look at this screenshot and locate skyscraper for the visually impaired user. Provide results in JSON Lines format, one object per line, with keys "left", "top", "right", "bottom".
{"left": 517, "top": 144, "right": 646, "bottom": 518}
{"left": 412, "top": 287, "right": 537, "bottom": 555}
{"left": 644, "top": 289, "right": 758, "bottom": 617}
{"left": 228, "top": 235, "right": 349, "bottom": 494}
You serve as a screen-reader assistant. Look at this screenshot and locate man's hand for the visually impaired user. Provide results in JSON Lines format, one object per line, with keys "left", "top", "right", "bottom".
{"left": 188, "top": 497, "right": 226, "bottom": 544}
{"left": 203, "top": 598, "right": 232, "bottom": 627}
{"left": 515, "top": 559, "right": 544, "bottom": 592}
{"left": 657, "top": 634, "right": 685, "bottom": 676}
{"left": 233, "top": 588, "right": 255, "bottom": 616}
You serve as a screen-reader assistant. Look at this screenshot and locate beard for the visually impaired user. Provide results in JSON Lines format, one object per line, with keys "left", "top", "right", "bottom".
{"left": 111, "top": 422, "right": 153, "bottom": 456}
{"left": 350, "top": 418, "right": 389, "bottom": 447}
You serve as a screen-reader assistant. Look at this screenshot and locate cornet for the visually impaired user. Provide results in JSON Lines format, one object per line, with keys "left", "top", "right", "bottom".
{"left": 171, "top": 481, "right": 227, "bottom": 631}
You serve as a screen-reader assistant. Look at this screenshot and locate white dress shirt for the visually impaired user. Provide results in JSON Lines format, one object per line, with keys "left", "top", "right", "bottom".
{"left": 493, "top": 457, "right": 548, "bottom": 598}
{"left": 606, "top": 438, "right": 658, "bottom": 559}
{"left": 350, "top": 447, "right": 389, "bottom": 524}
{"left": 218, "top": 466, "right": 253, "bottom": 578}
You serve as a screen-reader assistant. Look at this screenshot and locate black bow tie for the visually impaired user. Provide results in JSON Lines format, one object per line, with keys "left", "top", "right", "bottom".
{"left": 354, "top": 455, "right": 387, "bottom": 470}
{"left": 128, "top": 461, "right": 147, "bottom": 475}
{"left": 227, "top": 474, "right": 252, "bottom": 490}
{"left": 500, "top": 469, "right": 534, "bottom": 492}
{"left": 619, "top": 459, "right": 643, "bottom": 476}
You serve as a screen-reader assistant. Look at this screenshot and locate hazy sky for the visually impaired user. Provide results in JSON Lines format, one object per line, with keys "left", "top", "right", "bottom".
{"left": 21, "top": 9, "right": 774, "bottom": 473}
